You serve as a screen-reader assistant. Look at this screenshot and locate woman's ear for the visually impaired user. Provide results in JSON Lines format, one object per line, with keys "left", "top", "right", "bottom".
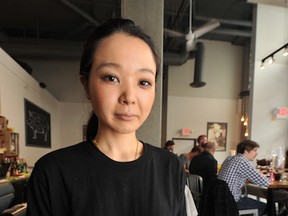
{"left": 80, "top": 76, "right": 90, "bottom": 100}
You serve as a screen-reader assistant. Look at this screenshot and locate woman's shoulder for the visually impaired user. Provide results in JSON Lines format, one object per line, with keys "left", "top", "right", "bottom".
{"left": 35, "top": 141, "right": 92, "bottom": 167}
{"left": 144, "top": 142, "right": 183, "bottom": 166}
{"left": 144, "top": 143, "right": 185, "bottom": 180}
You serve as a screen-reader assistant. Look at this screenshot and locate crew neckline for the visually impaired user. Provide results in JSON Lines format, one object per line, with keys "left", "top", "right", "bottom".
{"left": 88, "top": 140, "right": 151, "bottom": 171}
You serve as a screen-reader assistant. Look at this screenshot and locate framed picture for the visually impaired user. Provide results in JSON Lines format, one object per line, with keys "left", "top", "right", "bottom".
{"left": 24, "top": 99, "right": 51, "bottom": 148}
{"left": 207, "top": 122, "right": 227, "bottom": 151}
{"left": 172, "top": 138, "right": 197, "bottom": 155}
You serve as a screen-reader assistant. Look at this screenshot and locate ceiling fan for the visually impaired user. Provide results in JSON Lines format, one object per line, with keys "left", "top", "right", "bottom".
{"left": 164, "top": 0, "right": 220, "bottom": 52}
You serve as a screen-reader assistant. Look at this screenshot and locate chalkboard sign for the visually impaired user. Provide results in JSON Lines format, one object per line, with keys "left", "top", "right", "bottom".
{"left": 24, "top": 99, "right": 51, "bottom": 148}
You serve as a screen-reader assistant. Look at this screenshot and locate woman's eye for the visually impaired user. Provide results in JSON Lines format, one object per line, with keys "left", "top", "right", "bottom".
{"left": 103, "top": 75, "right": 119, "bottom": 82}
{"left": 139, "top": 80, "right": 151, "bottom": 87}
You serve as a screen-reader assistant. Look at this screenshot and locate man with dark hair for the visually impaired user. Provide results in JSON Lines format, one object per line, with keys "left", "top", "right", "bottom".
{"left": 179, "top": 146, "right": 201, "bottom": 173}
{"left": 197, "top": 135, "right": 207, "bottom": 152}
{"left": 163, "top": 140, "right": 175, "bottom": 152}
{"left": 189, "top": 142, "right": 218, "bottom": 184}
{"left": 218, "top": 140, "right": 270, "bottom": 215}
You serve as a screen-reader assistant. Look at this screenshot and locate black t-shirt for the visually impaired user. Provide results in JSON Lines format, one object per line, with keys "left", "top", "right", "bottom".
{"left": 27, "top": 141, "right": 187, "bottom": 216}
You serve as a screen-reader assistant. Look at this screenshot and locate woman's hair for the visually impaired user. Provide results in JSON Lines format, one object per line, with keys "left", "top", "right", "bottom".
{"left": 80, "top": 18, "right": 160, "bottom": 141}
{"left": 190, "top": 145, "right": 201, "bottom": 153}
{"left": 236, "top": 140, "right": 259, "bottom": 154}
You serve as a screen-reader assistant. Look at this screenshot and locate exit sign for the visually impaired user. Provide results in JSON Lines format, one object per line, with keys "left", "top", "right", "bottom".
{"left": 181, "top": 128, "right": 191, "bottom": 135}
{"left": 275, "top": 107, "right": 288, "bottom": 119}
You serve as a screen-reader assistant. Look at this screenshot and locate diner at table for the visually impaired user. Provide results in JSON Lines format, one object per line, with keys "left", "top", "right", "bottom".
{"left": 216, "top": 141, "right": 288, "bottom": 216}
{"left": 218, "top": 140, "right": 270, "bottom": 215}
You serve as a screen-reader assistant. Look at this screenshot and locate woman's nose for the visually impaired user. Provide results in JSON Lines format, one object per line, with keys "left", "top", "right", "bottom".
{"left": 118, "top": 85, "right": 136, "bottom": 105}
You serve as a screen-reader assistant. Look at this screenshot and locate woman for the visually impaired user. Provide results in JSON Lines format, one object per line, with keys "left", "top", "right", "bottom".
{"left": 27, "top": 18, "right": 186, "bottom": 216}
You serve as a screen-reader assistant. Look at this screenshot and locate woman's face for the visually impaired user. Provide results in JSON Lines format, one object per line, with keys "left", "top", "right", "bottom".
{"left": 86, "top": 32, "right": 157, "bottom": 135}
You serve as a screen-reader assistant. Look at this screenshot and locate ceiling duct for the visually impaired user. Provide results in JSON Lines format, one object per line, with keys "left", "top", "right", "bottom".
{"left": 163, "top": 51, "right": 190, "bottom": 66}
{"left": 190, "top": 42, "right": 206, "bottom": 88}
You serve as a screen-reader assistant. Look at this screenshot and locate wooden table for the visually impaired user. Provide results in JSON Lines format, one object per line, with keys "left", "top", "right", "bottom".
{"left": 267, "top": 181, "right": 288, "bottom": 216}
{"left": 246, "top": 181, "right": 288, "bottom": 216}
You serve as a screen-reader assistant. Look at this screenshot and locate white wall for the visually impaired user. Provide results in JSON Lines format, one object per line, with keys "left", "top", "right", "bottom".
{"left": 168, "top": 40, "right": 243, "bottom": 99}
{"left": 167, "top": 96, "right": 241, "bottom": 164}
{"left": 251, "top": 4, "right": 288, "bottom": 159}
{"left": 0, "top": 48, "right": 91, "bottom": 166}
{"left": 59, "top": 102, "right": 92, "bottom": 148}
{"left": 167, "top": 40, "right": 243, "bottom": 164}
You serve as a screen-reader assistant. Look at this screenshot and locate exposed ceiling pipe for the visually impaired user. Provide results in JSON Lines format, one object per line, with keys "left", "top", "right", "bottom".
{"left": 163, "top": 52, "right": 190, "bottom": 66}
{"left": 0, "top": 31, "right": 8, "bottom": 43}
{"left": 58, "top": 0, "right": 100, "bottom": 25}
{"left": 196, "top": 16, "right": 252, "bottom": 27}
{"left": 1, "top": 42, "right": 82, "bottom": 59}
{"left": 62, "top": 22, "right": 91, "bottom": 39}
{"left": 210, "top": 28, "right": 251, "bottom": 37}
{"left": 190, "top": 42, "right": 206, "bottom": 87}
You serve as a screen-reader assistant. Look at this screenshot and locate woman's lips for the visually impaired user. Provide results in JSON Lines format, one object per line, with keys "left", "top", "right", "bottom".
{"left": 115, "top": 113, "right": 137, "bottom": 121}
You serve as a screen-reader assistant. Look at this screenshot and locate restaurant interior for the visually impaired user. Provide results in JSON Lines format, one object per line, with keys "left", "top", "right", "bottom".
{"left": 0, "top": 0, "right": 287, "bottom": 215}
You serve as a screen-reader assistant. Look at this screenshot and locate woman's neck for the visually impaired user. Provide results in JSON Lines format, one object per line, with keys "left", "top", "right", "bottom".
{"left": 93, "top": 132, "right": 143, "bottom": 162}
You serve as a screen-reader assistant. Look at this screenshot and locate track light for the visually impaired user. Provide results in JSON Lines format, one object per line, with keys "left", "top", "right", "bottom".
{"left": 260, "top": 60, "right": 265, "bottom": 69}
{"left": 260, "top": 42, "right": 288, "bottom": 69}
{"left": 283, "top": 46, "right": 288, "bottom": 56}
{"left": 268, "top": 55, "right": 275, "bottom": 64}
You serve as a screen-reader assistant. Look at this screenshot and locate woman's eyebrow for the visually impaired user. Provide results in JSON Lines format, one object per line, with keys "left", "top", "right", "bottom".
{"left": 95, "top": 62, "right": 121, "bottom": 71}
{"left": 96, "top": 62, "right": 155, "bottom": 76}
{"left": 138, "top": 68, "right": 156, "bottom": 76}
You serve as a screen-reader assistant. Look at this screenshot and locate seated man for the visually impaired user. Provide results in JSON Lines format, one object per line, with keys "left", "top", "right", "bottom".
{"left": 163, "top": 140, "right": 175, "bottom": 152}
{"left": 218, "top": 140, "right": 270, "bottom": 216}
{"left": 196, "top": 135, "right": 207, "bottom": 152}
{"left": 189, "top": 142, "right": 218, "bottom": 184}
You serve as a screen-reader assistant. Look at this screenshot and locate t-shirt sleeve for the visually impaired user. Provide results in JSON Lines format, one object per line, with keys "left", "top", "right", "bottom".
{"left": 26, "top": 157, "right": 71, "bottom": 216}
{"left": 26, "top": 162, "right": 53, "bottom": 216}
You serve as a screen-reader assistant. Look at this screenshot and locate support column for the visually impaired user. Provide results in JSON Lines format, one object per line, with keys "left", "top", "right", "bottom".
{"left": 122, "top": 0, "right": 164, "bottom": 147}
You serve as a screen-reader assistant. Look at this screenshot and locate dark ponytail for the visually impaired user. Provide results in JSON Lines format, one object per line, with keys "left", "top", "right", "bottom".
{"left": 86, "top": 112, "right": 98, "bottom": 141}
